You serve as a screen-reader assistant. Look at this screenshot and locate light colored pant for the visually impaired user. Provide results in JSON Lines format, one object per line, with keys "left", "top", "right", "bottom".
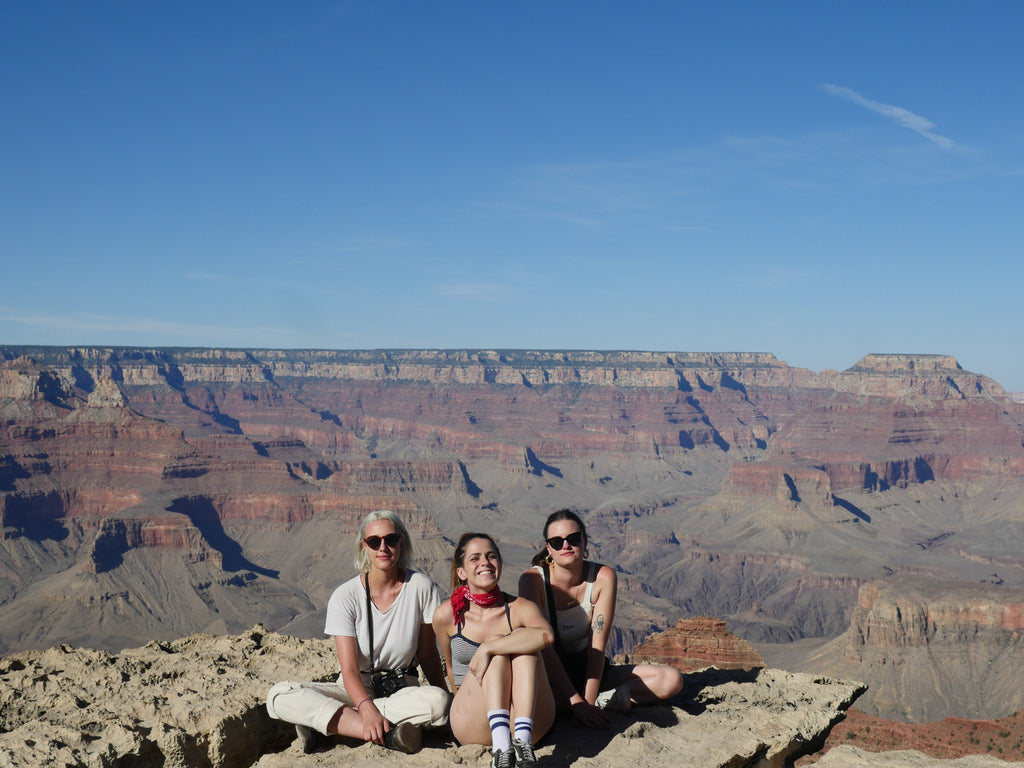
{"left": 266, "top": 672, "right": 450, "bottom": 735}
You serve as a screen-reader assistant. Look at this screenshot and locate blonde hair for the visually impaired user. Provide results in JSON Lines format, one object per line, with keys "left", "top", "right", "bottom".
{"left": 353, "top": 510, "right": 413, "bottom": 573}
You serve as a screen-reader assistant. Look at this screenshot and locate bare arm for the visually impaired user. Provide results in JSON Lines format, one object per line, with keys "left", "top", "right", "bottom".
{"left": 416, "top": 621, "right": 449, "bottom": 691}
{"left": 335, "top": 634, "right": 372, "bottom": 704}
{"left": 583, "top": 565, "right": 618, "bottom": 705}
{"left": 335, "top": 634, "right": 388, "bottom": 743}
{"left": 431, "top": 603, "right": 458, "bottom": 693}
{"left": 469, "top": 596, "right": 553, "bottom": 684}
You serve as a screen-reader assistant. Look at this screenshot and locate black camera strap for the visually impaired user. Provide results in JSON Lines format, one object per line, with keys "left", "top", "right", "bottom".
{"left": 364, "top": 573, "right": 377, "bottom": 673}
{"left": 363, "top": 572, "right": 415, "bottom": 689}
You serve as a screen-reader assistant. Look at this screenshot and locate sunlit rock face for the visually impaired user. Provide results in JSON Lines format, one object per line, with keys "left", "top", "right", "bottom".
{"left": 794, "top": 575, "right": 1024, "bottom": 723}
{"left": 618, "top": 616, "right": 766, "bottom": 671}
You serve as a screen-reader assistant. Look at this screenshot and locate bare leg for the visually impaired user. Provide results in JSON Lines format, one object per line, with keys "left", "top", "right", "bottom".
{"left": 482, "top": 652, "right": 512, "bottom": 710}
{"left": 509, "top": 652, "right": 555, "bottom": 743}
{"left": 326, "top": 705, "right": 368, "bottom": 739}
{"left": 509, "top": 652, "right": 537, "bottom": 717}
{"left": 604, "top": 663, "right": 683, "bottom": 705}
{"left": 450, "top": 654, "right": 513, "bottom": 745}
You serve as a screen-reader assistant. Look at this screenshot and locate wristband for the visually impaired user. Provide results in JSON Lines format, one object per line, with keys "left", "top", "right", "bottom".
{"left": 355, "top": 696, "right": 373, "bottom": 712}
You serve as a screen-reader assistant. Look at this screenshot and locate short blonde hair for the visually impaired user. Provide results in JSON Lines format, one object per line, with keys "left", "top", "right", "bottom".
{"left": 353, "top": 510, "right": 413, "bottom": 573}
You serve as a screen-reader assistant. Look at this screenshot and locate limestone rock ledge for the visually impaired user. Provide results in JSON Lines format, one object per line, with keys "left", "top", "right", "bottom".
{"left": 811, "top": 745, "right": 1024, "bottom": 767}
{"left": 0, "top": 626, "right": 868, "bottom": 768}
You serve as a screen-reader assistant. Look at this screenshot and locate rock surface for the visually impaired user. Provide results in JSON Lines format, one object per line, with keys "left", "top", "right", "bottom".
{"left": 0, "top": 626, "right": 865, "bottom": 768}
{"left": 791, "top": 575, "right": 1024, "bottom": 722}
{"left": 619, "top": 616, "right": 766, "bottom": 671}
{"left": 798, "top": 707, "right": 1024, "bottom": 766}
{"left": 810, "top": 745, "right": 1024, "bottom": 767}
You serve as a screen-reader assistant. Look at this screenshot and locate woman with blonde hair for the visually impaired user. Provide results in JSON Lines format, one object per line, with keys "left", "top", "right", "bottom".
{"left": 267, "top": 510, "right": 450, "bottom": 753}
{"left": 433, "top": 532, "right": 555, "bottom": 768}
{"left": 519, "top": 509, "right": 683, "bottom": 729}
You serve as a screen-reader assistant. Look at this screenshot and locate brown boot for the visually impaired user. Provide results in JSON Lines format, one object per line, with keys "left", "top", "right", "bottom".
{"left": 383, "top": 721, "right": 422, "bottom": 754}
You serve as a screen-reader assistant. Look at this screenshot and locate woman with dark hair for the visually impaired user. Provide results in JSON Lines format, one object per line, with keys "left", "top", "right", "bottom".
{"left": 267, "top": 510, "right": 450, "bottom": 754}
{"left": 518, "top": 509, "right": 683, "bottom": 729}
{"left": 433, "top": 532, "right": 555, "bottom": 768}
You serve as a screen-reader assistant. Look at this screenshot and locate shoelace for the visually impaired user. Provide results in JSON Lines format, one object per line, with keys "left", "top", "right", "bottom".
{"left": 492, "top": 747, "right": 515, "bottom": 768}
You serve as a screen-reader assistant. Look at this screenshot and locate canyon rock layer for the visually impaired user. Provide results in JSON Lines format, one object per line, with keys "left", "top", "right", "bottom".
{"left": 2, "top": 346, "right": 1024, "bottom": 724}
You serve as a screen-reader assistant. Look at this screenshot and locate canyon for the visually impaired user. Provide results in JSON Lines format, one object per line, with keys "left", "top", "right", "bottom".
{"left": 2, "top": 345, "right": 1024, "bottom": 730}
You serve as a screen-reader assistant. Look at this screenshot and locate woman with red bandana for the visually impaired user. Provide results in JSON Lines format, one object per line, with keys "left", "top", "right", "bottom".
{"left": 433, "top": 532, "right": 555, "bottom": 768}
{"left": 518, "top": 509, "right": 684, "bottom": 730}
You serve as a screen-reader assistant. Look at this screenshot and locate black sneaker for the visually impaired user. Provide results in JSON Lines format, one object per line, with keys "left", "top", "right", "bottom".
{"left": 384, "top": 721, "right": 423, "bottom": 754}
{"left": 512, "top": 738, "right": 537, "bottom": 768}
{"left": 294, "top": 724, "right": 323, "bottom": 754}
{"left": 490, "top": 745, "right": 516, "bottom": 768}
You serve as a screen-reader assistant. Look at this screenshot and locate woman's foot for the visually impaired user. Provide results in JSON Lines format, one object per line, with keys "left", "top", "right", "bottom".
{"left": 490, "top": 745, "right": 516, "bottom": 768}
{"left": 512, "top": 738, "right": 538, "bottom": 768}
{"left": 294, "top": 724, "right": 324, "bottom": 753}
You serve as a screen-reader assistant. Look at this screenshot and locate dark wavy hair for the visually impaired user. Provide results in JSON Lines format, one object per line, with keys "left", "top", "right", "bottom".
{"left": 530, "top": 509, "right": 588, "bottom": 567}
{"left": 450, "top": 532, "right": 501, "bottom": 588}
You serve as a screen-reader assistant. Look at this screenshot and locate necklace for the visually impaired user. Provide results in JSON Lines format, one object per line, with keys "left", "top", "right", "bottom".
{"left": 564, "top": 580, "right": 584, "bottom": 607}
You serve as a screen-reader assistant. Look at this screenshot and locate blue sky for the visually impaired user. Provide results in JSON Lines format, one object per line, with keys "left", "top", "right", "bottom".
{"left": 3, "top": 2, "right": 1023, "bottom": 389}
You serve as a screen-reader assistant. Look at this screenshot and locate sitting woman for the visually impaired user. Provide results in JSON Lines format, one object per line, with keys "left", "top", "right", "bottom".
{"left": 518, "top": 509, "right": 684, "bottom": 729}
{"left": 433, "top": 532, "right": 556, "bottom": 768}
{"left": 267, "top": 510, "right": 450, "bottom": 754}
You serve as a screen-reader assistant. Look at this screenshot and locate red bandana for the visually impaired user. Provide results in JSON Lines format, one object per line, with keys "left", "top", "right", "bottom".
{"left": 451, "top": 584, "right": 501, "bottom": 624}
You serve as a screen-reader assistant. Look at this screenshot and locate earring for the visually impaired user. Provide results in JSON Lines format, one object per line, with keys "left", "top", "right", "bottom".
{"left": 584, "top": 548, "right": 590, "bottom": 558}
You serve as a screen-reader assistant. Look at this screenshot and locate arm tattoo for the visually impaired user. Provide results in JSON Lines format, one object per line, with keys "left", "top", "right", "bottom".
{"left": 593, "top": 614, "right": 605, "bottom": 634}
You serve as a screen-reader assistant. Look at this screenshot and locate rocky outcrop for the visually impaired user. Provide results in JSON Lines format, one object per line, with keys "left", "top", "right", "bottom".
{"left": 0, "top": 626, "right": 866, "bottom": 768}
{"left": 619, "top": 616, "right": 765, "bottom": 671}
{"left": 794, "top": 576, "right": 1024, "bottom": 723}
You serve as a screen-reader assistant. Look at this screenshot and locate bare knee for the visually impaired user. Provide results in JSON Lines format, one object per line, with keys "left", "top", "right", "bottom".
{"left": 645, "top": 665, "right": 684, "bottom": 698}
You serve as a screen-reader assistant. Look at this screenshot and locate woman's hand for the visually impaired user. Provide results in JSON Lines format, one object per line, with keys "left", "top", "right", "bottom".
{"left": 468, "top": 643, "right": 494, "bottom": 684}
{"left": 359, "top": 700, "right": 388, "bottom": 745}
{"left": 569, "top": 697, "right": 610, "bottom": 729}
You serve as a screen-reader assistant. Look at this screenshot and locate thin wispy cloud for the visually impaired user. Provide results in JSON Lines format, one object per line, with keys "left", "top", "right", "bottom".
{"left": 821, "top": 83, "right": 957, "bottom": 150}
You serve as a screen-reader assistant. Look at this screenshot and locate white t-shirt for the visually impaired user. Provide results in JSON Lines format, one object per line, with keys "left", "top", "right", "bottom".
{"left": 325, "top": 569, "right": 442, "bottom": 673}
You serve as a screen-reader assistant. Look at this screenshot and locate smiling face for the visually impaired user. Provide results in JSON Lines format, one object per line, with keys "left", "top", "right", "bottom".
{"left": 545, "top": 518, "right": 586, "bottom": 566}
{"left": 362, "top": 518, "right": 402, "bottom": 572}
{"left": 456, "top": 536, "right": 502, "bottom": 592}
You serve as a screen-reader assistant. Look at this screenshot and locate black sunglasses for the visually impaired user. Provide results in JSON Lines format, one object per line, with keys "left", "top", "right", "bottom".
{"left": 546, "top": 531, "right": 584, "bottom": 550}
{"left": 364, "top": 533, "right": 402, "bottom": 550}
